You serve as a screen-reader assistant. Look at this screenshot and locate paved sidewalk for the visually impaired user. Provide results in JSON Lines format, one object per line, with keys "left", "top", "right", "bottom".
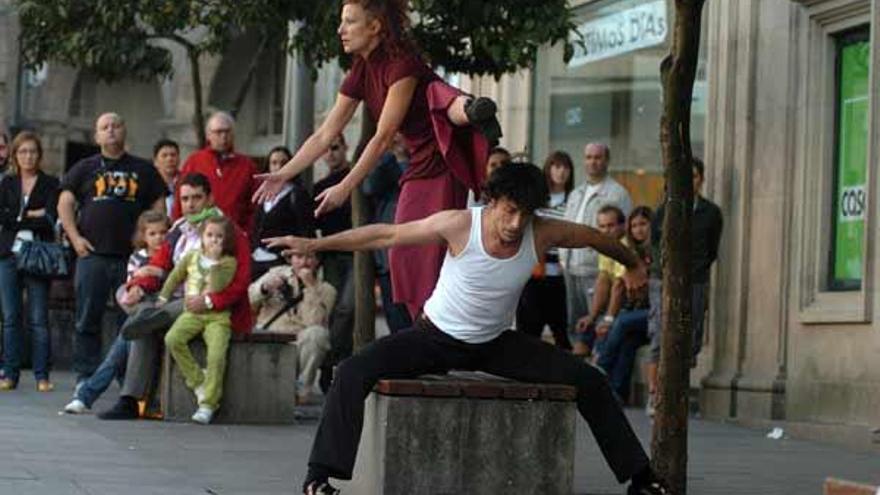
{"left": 0, "top": 372, "right": 877, "bottom": 494}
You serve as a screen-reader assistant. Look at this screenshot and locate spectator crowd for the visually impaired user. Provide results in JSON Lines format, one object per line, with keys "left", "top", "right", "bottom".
{"left": 0, "top": 110, "right": 721, "bottom": 423}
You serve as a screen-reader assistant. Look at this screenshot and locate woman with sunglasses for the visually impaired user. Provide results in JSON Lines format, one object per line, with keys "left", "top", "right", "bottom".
{"left": 253, "top": 0, "right": 500, "bottom": 319}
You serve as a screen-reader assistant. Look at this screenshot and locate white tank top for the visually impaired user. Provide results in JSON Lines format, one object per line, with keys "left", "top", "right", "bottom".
{"left": 423, "top": 207, "right": 539, "bottom": 343}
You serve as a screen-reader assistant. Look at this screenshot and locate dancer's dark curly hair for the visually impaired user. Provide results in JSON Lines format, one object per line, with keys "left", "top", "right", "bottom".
{"left": 342, "top": 0, "right": 417, "bottom": 56}
{"left": 483, "top": 162, "right": 549, "bottom": 214}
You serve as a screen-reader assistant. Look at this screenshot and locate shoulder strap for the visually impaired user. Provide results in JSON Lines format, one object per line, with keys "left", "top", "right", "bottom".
{"left": 469, "top": 207, "right": 482, "bottom": 247}
{"left": 261, "top": 281, "right": 305, "bottom": 331}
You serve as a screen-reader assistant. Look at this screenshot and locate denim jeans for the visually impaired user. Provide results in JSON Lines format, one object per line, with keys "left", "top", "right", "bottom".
{"left": 564, "top": 273, "right": 596, "bottom": 345}
{"left": 76, "top": 332, "right": 130, "bottom": 407}
{"left": 73, "top": 254, "right": 127, "bottom": 381}
{"left": 0, "top": 257, "right": 51, "bottom": 381}
{"left": 596, "top": 308, "right": 649, "bottom": 402}
{"left": 649, "top": 282, "right": 709, "bottom": 366}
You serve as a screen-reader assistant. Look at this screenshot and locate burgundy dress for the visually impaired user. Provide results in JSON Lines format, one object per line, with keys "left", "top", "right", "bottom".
{"left": 340, "top": 45, "right": 490, "bottom": 318}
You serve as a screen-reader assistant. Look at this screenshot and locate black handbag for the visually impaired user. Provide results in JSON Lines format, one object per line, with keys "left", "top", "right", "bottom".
{"left": 11, "top": 184, "right": 73, "bottom": 279}
{"left": 16, "top": 239, "right": 73, "bottom": 278}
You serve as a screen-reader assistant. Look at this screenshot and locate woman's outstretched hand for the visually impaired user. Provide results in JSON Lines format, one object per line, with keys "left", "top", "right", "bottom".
{"left": 314, "top": 182, "right": 351, "bottom": 217}
{"left": 263, "top": 235, "right": 315, "bottom": 257}
{"left": 252, "top": 172, "right": 288, "bottom": 204}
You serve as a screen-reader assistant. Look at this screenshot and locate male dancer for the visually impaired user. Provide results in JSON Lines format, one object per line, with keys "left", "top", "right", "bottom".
{"left": 267, "top": 163, "right": 669, "bottom": 495}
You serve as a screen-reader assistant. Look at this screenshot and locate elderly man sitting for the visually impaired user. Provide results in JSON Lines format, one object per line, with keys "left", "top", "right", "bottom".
{"left": 249, "top": 251, "right": 336, "bottom": 404}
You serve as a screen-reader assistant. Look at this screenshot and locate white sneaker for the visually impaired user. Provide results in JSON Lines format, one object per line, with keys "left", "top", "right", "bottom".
{"left": 191, "top": 406, "right": 214, "bottom": 425}
{"left": 64, "top": 399, "right": 89, "bottom": 414}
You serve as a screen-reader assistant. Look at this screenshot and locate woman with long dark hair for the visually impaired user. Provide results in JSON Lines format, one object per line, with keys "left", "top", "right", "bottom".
{"left": 255, "top": 0, "right": 500, "bottom": 318}
{"left": 0, "top": 131, "right": 60, "bottom": 392}
{"left": 516, "top": 151, "right": 574, "bottom": 349}
{"left": 595, "top": 206, "right": 653, "bottom": 403}
{"left": 250, "top": 146, "right": 315, "bottom": 280}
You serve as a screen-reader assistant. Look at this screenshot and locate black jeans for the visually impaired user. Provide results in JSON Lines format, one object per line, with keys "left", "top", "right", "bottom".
{"left": 308, "top": 318, "right": 649, "bottom": 483}
{"left": 516, "top": 275, "right": 571, "bottom": 350}
{"left": 73, "top": 254, "right": 127, "bottom": 380}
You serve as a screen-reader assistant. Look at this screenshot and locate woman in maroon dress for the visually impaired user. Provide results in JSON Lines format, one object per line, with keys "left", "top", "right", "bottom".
{"left": 254, "top": 0, "right": 500, "bottom": 318}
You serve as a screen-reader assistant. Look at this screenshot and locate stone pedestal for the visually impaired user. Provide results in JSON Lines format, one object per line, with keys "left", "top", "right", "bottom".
{"left": 161, "top": 332, "right": 298, "bottom": 424}
{"left": 343, "top": 372, "right": 577, "bottom": 495}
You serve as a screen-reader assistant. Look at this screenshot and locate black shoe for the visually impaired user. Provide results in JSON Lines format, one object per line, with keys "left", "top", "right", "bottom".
{"left": 464, "top": 96, "right": 502, "bottom": 147}
{"left": 97, "top": 396, "right": 139, "bottom": 420}
{"left": 303, "top": 480, "right": 340, "bottom": 495}
{"left": 120, "top": 301, "right": 180, "bottom": 340}
{"left": 628, "top": 479, "right": 672, "bottom": 495}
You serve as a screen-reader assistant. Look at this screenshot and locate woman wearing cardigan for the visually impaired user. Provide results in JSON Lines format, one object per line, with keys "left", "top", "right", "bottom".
{"left": 251, "top": 146, "right": 315, "bottom": 280}
{"left": 0, "top": 131, "right": 61, "bottom": 391}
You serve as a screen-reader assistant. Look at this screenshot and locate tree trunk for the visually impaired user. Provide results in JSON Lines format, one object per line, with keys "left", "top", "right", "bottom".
{"left": 352, "top": 112, "right": 377, "bottom": 352}
{"left": 229, "top": 35, "right": 269, "bottom": 119}
{"left": 187, "top": 47, "right": 206, "bottom": 148}
{"left": 651, "top": 1, "right": 705, "bottom": 493}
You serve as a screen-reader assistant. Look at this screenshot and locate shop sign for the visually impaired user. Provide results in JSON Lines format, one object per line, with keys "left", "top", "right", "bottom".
{"left": 568, "top": 0, "right": 668, "bottom": 67}
{"left": 838, "top": 184, "right": 866, "bottom": 222}
{"left": 832, "top": 38, "right": 869, "bottom": 283}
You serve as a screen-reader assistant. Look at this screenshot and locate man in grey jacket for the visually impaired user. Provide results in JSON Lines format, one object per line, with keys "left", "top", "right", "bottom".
{"left": 559, "top": 143, "right": 632, "bottom": 357}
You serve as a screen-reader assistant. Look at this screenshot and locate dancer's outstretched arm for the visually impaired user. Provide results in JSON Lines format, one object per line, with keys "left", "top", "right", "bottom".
{"left": 252, "top": 93, "right": 360, "bottom": 203}
{"left": 313, "top": 77, "right": 418, "bottom": 216}
{"left": 263, "top": 209, "right": 469, "bottom": 256}
{"left": 536, "top": 217, "right": 648, "bottom": 294}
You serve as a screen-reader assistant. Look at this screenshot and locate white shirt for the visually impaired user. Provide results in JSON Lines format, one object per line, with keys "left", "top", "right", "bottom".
{"left": 423, "top": 207, "right": 538, "bottom": 343}
{"left": 539, "top": 191, "right": 568, "bottom": 276}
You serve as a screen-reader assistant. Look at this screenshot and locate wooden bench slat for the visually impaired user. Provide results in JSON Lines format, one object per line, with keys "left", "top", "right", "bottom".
{"left": 374, "top": 372, "right": 576, "bottom": 401}
{"left": 824, "top": 478, "right": 879, "bottom": 495}
{"left": 460, "top": 381, "right": 504, "bottom": 399}
{"left": 541, "top": 384, "right": 579, "bottom": 401}
{"left": 375, "top": 380, "right": 424, "bottom": 396}
{"left": 420, "top": 381, "right": 463, "bottom": 397}
{"left": 500, "top": 383, "right": 541, "bottom": 400}
{"left": 233, "top": 332, "right": 297, "bottom": 344}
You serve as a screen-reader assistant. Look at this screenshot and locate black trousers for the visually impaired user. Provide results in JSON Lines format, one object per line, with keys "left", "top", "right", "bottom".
{"left": 307, "top": 318, "right": 649, "bottom": 483}
{"left": 516, "top": 274, "right": 571, "bottom": 350}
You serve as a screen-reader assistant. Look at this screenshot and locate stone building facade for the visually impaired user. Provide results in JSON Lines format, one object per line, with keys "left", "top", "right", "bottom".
{"left": 700, "top": 0, "right": 880, "bottom": 436}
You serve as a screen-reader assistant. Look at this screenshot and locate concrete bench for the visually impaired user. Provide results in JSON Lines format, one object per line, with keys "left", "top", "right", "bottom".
{"left": 344, "top": 371, "right": 577, "bottom": 495}
{"left": 161, "top": 332, "right": 298, "bottom": 424}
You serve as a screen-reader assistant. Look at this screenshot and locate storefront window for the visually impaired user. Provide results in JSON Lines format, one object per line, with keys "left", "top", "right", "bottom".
{"left": 828, "top": 27, "right": 870, "bottom": 291}
{"left": 531, "top": 0, "right": 707, "bottom": 208}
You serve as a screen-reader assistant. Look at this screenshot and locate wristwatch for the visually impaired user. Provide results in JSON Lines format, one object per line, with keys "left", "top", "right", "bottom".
{"left": 602, "top": 315, "right": 615, "bottom": 324}
{"left": 204, "top": 295, "right": 214, "bottom": 310}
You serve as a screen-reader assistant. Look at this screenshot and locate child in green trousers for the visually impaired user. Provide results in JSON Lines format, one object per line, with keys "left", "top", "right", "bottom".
{"left": 158, "top": 216, "right": 237, "bottom": 424}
